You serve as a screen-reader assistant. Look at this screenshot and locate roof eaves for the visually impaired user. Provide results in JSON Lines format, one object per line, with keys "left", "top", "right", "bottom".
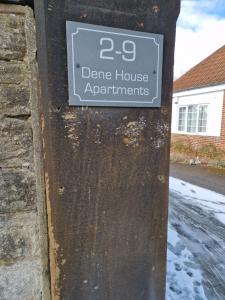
{"left": 173, "top": 81, "right": 225, "bottom": 93}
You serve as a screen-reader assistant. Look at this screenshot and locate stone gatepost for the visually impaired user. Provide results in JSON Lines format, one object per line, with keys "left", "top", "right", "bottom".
{"left": 0, "top": 4, "right": 50, "bottom": 299}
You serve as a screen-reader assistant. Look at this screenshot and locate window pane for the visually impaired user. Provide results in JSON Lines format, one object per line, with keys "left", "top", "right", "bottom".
{"left": 187, "top": 105, "right": 197, "bottom": 133}
{"left": 178, "top": 107, "right": 186, "bottom": 131}
{"left": 198, "top": 105, "right": 208, "bottom": 133}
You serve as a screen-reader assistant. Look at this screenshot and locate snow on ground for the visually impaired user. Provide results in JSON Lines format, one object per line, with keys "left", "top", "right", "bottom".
{"left": 169, "top": 177, "right": 225, "bottom": 225}
{"left": 166, "top": 177, "right": 225, "bottom": 300}
{"left": 167, "top": 224, "right": 206, "bottom": 300}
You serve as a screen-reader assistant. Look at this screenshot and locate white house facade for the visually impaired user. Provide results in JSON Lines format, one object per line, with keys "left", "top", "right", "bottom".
{"left": 171, "top": 45, "right": 225, "bottom": 152}
{"left": 172, "top": 84, "right": 225, "bottom": 138}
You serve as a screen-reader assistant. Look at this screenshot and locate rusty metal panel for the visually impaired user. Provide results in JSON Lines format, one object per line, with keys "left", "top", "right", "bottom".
{"left": 34, "top": 1, "right": 180, "bottom": 299}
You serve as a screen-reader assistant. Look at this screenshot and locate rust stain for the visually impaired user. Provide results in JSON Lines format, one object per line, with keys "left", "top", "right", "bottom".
{"left": 58, "top": 186, "right": 65, "bottom": 195}
{"left": 152, "top": 5, "right": 160, "bottom": 14}
{"left": 116, "top": 116, "right": 147, "bottom": 147}
{"left": 123, "top": 137, "right": 130, "bottom": 146}
{"left": 158, "top": 175, "right": 166, "bottom": 184}
{"left": 151, "top": 121, "right": 169, "bottom": 149}
{"left": 62, "top": 110, "right": 80, "bottom": 149}
{"left": 161, "top": 107, "right": 169, "bottom": 115}
{"left": 45, "top": 172, "right": 61, "bottom": 300}
{"left": 41, "top": 114, "right": 46, "bottom": 160}
{"left": 94, "top": 124, "right": 102, "bottom": 145}
{"left": 62, "top": 111, "right": 77, "bottom": 121}
{"left": 41, "top": 114, "right": 45, "bottom": 130}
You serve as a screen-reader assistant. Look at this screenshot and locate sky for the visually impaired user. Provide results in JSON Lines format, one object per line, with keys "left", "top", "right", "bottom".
{"left": 174, "top": 0, "right": 225, "bottom": 79}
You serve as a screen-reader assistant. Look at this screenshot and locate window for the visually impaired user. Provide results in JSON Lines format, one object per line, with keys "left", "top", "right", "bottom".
{"left": 187, "top": 105, "right": 198, "bottom": 133}
{"left": 177, "top": 104, "right": 208, "bottom": 134}
{"left": 178, "top": 107, "right": 186, "bottom": 131}
{"left": 198, "top": 105, "right": 208, "bottom": 133}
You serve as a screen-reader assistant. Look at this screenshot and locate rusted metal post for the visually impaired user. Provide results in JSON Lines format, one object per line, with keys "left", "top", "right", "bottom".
{"left": 34, "top": 1, "right": 180, "bottom": 299}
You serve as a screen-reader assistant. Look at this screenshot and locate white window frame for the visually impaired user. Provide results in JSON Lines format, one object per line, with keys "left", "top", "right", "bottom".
{"left": 177, "top": 104, "right": 208, "bottom": 135}
{"left": 177, "top": 106, "right": 187, "bottom": 132}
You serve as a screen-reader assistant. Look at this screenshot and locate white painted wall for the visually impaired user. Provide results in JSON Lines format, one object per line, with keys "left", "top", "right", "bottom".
{"left": 171, "top": 85, "right": 224, "bottom": 137}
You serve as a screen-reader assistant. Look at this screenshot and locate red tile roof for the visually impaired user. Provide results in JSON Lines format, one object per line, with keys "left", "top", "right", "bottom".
{"left": 173, "top": 45, "right": 225, "bottom": 92}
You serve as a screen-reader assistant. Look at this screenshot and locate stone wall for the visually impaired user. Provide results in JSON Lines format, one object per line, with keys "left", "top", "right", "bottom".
{"left": 0, "top": 4, "right": 49, "bottom": 299}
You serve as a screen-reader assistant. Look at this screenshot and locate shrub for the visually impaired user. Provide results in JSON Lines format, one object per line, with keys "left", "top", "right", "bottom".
{"left": 171, "top": 141, "right": 194, "bottom": 155}
{"left": 199, "top": 144, "right": 225, "bottom": 159}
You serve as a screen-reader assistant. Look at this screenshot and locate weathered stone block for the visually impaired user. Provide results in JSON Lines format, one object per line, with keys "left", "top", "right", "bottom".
{"left": 0, "top": 117, "right": 33, "bottom": 167}
{"left": 0, "top": 259, "right": 42, "bottom": 300}
{"left": 0, "top": 84, "right": 30, "bottom": 116}
{"left": 0, "top": 62, "right": 26, "bottom": 84}
{"left": 24, "top": 6, "right": 37, "bottom": 63}
{"left": 0, "top": 13, "right": 26, "bottom": 61}
{"left": 0, "top": 4, "right": 49, "bottom": 300}
{"left": 0, "top": 168, "right": 36, "bottom": 212}
{"left": 0, "top": 212, "right": 40, "bottom": 263}
{"left": 0, "top": 233, "right": 26, "bottom": 261}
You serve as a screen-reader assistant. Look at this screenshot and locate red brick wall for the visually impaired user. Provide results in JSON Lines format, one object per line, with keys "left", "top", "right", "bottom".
{"left": 171, "top": 90, "right": 225, "bottom": 150}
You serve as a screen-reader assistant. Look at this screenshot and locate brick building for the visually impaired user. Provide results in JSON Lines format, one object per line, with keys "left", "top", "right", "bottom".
{"left": 171, "top": 45, "right": 225, "bottom": 160}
